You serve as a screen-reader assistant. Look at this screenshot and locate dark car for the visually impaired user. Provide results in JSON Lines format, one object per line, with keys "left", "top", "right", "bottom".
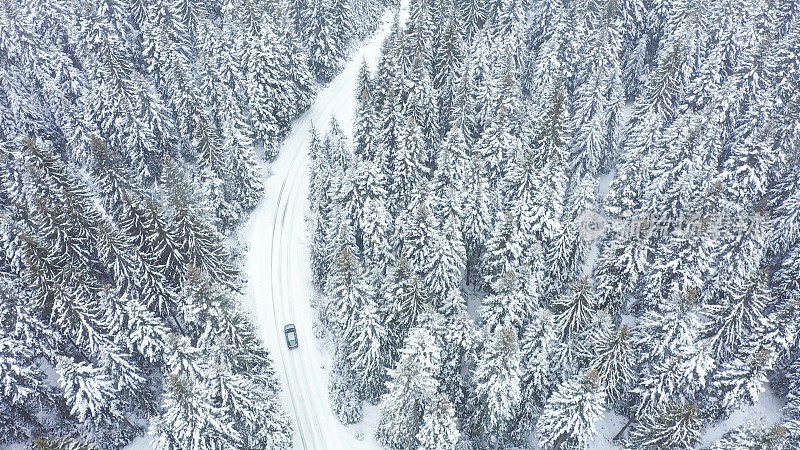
{"left": 284, "top": 324, "right": 298, "bottom": 349}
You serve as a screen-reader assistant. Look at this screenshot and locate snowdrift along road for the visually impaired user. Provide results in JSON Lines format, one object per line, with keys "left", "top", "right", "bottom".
{"left": 240, "top": 4, "right": 407, "bottom": 449}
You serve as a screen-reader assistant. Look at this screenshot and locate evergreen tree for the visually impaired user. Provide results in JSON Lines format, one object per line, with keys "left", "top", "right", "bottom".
{"left": 628, "top": 403, "right": 702, "bottom": 450}
{"left": 325, "top": 243, "right": 371, "bottom": 343}
{"left": 169, "top": 194, "right": 237, "bottom": 289}
{"left": 423, "top": 227, "right": 465, "bottom": 307}
{"left": 546, "top": 177, "right": 597, "bottom": 286}
{"left": 709, "top": 423, "right": 789, "bottom": 450}
{"left": 433, "top": 126, "right": 471, "bottom": 196}
{"left": 783, "top": 359, "right": 800, "bottom": 444}
{"left": 705, "top": 269, "right": 772, "bottom": 360}
{"left": 246, "top": 19, "right": 307, "bottom": 155}
{"left": 461, "top": 154, "right": 491, "bottom": 277}
{"left": 386, "top": 258, "right": 429, "bottom": 348}
{"left": 480, "top": 269, "right": 527, "bottom": 333}
{"left": 477, "top": 105, "right": 521, "bottom": 191}
{"left": 417, "top": 393, "right": 461, "bottom": 450}
{"left": 586, "top": 321, "right": 634, "bottom": 403}
{"left": 376, "top": 325, "right": 441, "bottom": 450}
{"left": 536, "top": 369, "right": 607, "bottom": 450}
{"left": 154, "top": 372, "right": 240, "bottom": 450}
{"left": 347, "top": 296, "right": 388, "bottom": 402}
{"left": 433, "top": 15, "right": 464, "bottom": 131}
{"left": 482, "top": 211, "right": 523, "bottom": 290}
{"left": 459, "top": 0, "right": 485, "bottom": 41}
{"left": 308, "top": 0, "right": 352, "bottom": 81}
{"left": 568, "top": 0, "right": 623, "bottom": 179}
{"left": 55, "top": 355, "right": 120, "bottom": 427}
{"left": 712, "top": 345, "right": 774, "bottom": 415}
{"left": 553, "top": 277, "right": 598, "bottom": 339}
{"left": 515, "top": 308, "right": 557, "bottom": 438}
{"left": 469, "top": 324, "right": 522, "bottom": 446}
{"left": 354, "top": 61, "right": 381, "bottom": 161}
{"left": 389, "top": 117, "right": 429, "bottom": 213}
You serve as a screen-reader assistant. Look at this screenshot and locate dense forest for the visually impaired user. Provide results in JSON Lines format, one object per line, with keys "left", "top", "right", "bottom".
{"left": 0, "top": 0, "right": 388, "bottom": 448}
{"left": 308, "top": 0, "right": 800, "bottom": 448}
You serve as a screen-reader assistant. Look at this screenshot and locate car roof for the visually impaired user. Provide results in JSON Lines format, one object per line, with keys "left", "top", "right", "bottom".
{"left": 284, "top": 324, "right": 295, "bottom": 331}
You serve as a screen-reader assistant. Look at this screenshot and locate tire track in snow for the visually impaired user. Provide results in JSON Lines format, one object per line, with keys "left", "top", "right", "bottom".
{"left": 268, "top": 156, "right": 312, "bottom": 449}
{"left": 277, "top": 143, "right": 327, "bottom": 448}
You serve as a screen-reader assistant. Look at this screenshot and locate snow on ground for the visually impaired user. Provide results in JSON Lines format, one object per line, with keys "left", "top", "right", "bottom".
{"left": 588, "top": 410, "right": 629, "bottom": 449}
{"left": 237, "top": 4, "right": 406, "bottom": 449}
{"left": 700, "top": 387, "right": 785, "bottom": 446}
{"left": 123, "top": 433, "right": 154, "bottom": 450}
{"left": 579, "top": 168, "right": 615, "bottom": 279}
{"left": 597, "top": 169, "right": 616, "bottom": 200}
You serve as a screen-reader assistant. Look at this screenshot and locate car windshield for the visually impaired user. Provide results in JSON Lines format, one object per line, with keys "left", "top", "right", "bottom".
{"left": 287, "top": 331, "right": 296, "bottom": 341}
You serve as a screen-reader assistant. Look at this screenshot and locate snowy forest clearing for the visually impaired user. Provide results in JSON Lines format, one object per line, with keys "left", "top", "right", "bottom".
{"left": 239, "top": 2, "right": 406, "bottom": 448}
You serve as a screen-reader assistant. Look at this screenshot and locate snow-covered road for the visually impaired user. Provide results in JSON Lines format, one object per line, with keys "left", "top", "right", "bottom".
{"left": 240, "top": 6, "right": 405, "bottom": 449}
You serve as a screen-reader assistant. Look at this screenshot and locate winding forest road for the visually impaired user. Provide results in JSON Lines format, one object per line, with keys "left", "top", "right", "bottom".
{"left": 241, "top": 5, "right": 405, "bottom": 448}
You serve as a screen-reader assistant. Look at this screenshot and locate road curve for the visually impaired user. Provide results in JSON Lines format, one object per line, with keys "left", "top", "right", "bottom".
{"left": 240, "top": 6, "right": 405, "bottom": 448}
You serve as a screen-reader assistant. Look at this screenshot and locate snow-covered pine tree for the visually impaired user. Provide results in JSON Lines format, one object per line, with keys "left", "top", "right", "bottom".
{"left": 417, "top": 393, "right": 461, "bottom": 450}
{"left": 459, "top": 0, "right": 485, "bottom": 42}
{"left": 482, "top": 210, "right": 523, "bottom": 291}
{"left": 480, "top": 269, "right": 527, "bottom": 334}
{"left": 433, "top": 15, "right": 464, "bottom": 131}
{"left": 513, "top": 308, "right": 557, "bottom": 439}
{"left": 287, "top": 0, "right": 311, "bottom": 38}
{"left": 448, "top": 63, "right": 477, "bottom": 142}
{"left": 324, "top": 241, "right": 370, "bottom": 342}
{"left": 477, "top": 103, "right": 521, "bottom": 191}
{"left": 567, "top": 0, "right": 623, "bottom": 180}
{"left": 435, "top": 294, "right": 476, "bottom": 412}
{"left": 704, "top": 269, "right": 773, "bottom": 360}
{"left": 536, "top": 368, "right": 606, "bottom": 450}
{"left": 0, "top": 281, "right": 55, "bottom": 444}
{"left": 423, "top": 227, "right": 465, "bottom": 308}
{"left": 433, "top": 126, "right": 471, "bottom": 197}
{"left": 354, "top": 61, "right": 381, "bottom": 162}
{"left": 404, "top": 59, "right": 439, "bottom": 155}
{"left": 586, "top": 320, "right": 635, "bottom": 404}
{"left": 385, "top": 257, "right": 430, "bottom": 350}
{"left": 553, "top": 277, "right": 598, "bottom": 339}
{"left": 783, "top": 359, "right": 800, "bottom": 444}
{"left": 245, "top": 18, "right": 300, "bottom": 156}
{"left": 55, "top": 355, "right": 121, "bottom": 428}
{"left": 308, "top": 0, "right": 352, "bottom": 81}
{"left": 361, "top": 195, "right": 393, "bottom": 281}
{"left": 389, "top": 116, "right": 430, "bottom": 214}
{"left": 546, "top": 176, "right": 597, "bottom": 288}
{"left": 712, "top": 344, "right": 774, "bottom": 416}
{"left": 708, "top": 423, "right": 789, "bottom": 450}
{"left": 168, "top": 186, "right": 238, "bottom": 289}
{"left": 627, "top": 402, "right": 702, "bottom": 450}
{"left": 347, "top": 295, "right": 388, "bottom": 402}
{"left": 350, "top": 0, "right": 385, "bottom": 38}
{"left": 462, "top": 154, "right": 492, "bottom": 284}
{"left": 469, "top": 324, "right": 522, "bottom": 447}
{"left": 632, "top": 289, "right": 712, "bottom": 416}
{"left": 154, "top": 371, "right": 240, "bottom": 450}
{"left": 376, "top": 325, "right": 442, "bottom": 449}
